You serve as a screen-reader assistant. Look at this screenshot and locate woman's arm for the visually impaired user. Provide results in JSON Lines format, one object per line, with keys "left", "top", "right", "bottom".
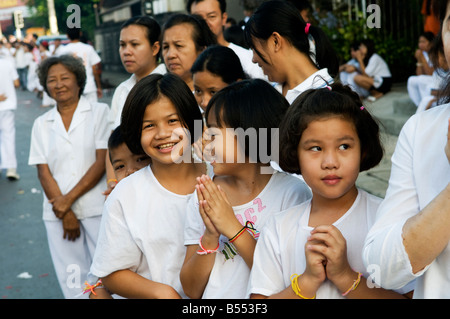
{"left": 102, "top": 269, "right": 181, "bottom": 299}
{"left": 36, "top": 164, "right": 65, "bottom": 218}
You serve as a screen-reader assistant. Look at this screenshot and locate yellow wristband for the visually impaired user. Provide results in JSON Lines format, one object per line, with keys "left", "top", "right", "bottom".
{"left": 107, "top": 178, "right": 118, "bottom": 185}
{"left": 290, "top": 274, "right": 316, "bottom": 299}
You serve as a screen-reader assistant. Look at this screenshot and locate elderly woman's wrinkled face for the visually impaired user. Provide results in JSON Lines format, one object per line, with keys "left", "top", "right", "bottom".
{"left": 46, "top": 63, "right": 80, "bottom": 103}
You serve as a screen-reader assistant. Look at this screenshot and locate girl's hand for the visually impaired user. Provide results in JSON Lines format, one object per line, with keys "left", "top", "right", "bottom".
{"left": 62, "top": 210, "right": 80, "bottom": 241}
{"left": 196, "top": 180, "right": 220, "bottom": 240}
{"left": 303, "top": 239, "right": 327, "bottom": 285}
{"left": 197, "top": 175, "right": 242, "bottom": 239}
{"left": 308, "top": 225, "right": 352, "bottom": 284}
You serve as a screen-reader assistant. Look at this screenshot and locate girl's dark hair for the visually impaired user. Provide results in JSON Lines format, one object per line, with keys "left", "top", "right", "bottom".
{"left": 279, "top": 83, "right": 384, "bottom": 174}
{"left": 108, "top": 125, "right": 124, "bottom": 151}
{"left": 205, "top": 79, "right": 289, "bottom": 163}
{"left": 161, "top": 13, "right": 217, "bottom": 52}
{"left": 37, "top": 54, "right": 86, "bottom": 97}
{"left": 244, "top": 0, "right": 339, "bottom": 78}
{"left": 191, "top": 45, "right": 247, "bottom": 84}
{"left": 420, "top": 31, "right": 435, "bottom": 44}
{"left": 432, "top": 0, "right": 450, "bottom": 103}
{"left": 120, "top": 73, "right": 203, "bottom": 155}
{"left": 360, "top": 39, "right": 375, "bottom": 66}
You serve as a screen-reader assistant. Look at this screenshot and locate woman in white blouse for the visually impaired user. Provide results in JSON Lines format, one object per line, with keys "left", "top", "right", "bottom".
{"left": 363, "top": 0, "right": 450, "bottom": 298}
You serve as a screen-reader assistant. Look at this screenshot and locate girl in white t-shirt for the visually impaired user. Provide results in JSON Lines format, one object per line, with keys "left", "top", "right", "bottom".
{"left": 180, "top": 79, "right": 312, "bottom": 299}
{"left": 88, "top": 73, "right": 207, "bottom": 298}
{"left": 249, "top": 83, "right": 411, "bottom": 299}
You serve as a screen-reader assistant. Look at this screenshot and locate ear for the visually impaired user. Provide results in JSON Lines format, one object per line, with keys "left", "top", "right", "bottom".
{"left": 221, "top": 12, "right": 228, "bottom": 27}
{"left": 271, "top": 32, "right": 282, "bottom": 52}
{"left": 151, "top": 41, "right": 160, "bottom": 57}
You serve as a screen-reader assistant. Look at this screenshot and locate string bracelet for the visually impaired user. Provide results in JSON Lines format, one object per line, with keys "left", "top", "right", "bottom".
{"left": 229, "top": 221, "right": 260, "bottom": 243}
{"left": 341, "top": 272, "right": 362, "bottom": 296}
{"left": 290, "top": 274, "right": 316, "bottom": 299}
{"left": 196, "top": 235, "right": 219, "bottom": 255}
{"left": 107, "top": 178, "right": 118, "bottom": 185}
{"left": 82, "top": 279, "right": 103, "bottom": 296}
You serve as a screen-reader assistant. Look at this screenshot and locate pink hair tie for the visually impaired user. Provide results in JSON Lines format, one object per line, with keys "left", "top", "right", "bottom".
{"left": 305, "top": 23, "right": 311, "bottom": 35}
{"left": 360, "top": 106, "right": 365, "bottom": 111}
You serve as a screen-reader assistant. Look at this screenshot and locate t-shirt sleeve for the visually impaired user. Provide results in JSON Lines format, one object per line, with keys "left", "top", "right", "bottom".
{"left": 93, "top": 103, "right": 110, "bottom": 150}
{"left": 183, "top": 190, "right": 205, "bottom": 246}
{"left": 28, "top": 118, "right": 47, "bottom": 165}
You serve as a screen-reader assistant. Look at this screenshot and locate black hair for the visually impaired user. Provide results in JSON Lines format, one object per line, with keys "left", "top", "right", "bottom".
{"left": 420, "top": 31, "right": 435, "bottom": 44}
{"left": 191, "top": 45, "right": 247, "bottom": 84}
{"left": 244, "top": 0, "right": 339, "bottom": 77}
{"left": 108, "top": 125, "right": 125, "bottom": 151}
{"left": 286, "top": 0, "right": 313, "bottom": 12}
{"left": 121, "top": 15, "right": 161, "bottom": 45}
{"left": 224, "top": 25, "right": 248, "bottom": 49}
{"left": 121, "top": 73, "right": 203, "bottom": 155}
{"left": 279, "top": 82, "right": 384, "bottom": 174}
{"left": 186, "top": 0, "right": 227, "bottom": 14}
{"left": 359, "top": 39, "right": 375, "bottom": 67}
{"left": 161, "top": 13, "right": 217, "bottom": 52}
{"left": 66, "top": 28, "right": 81, "bottom": 40}
{"left": 205, "top": 79, "right": 289, "bottom": 163}
{"left": 37, "top": 54, "right": 86, "bottom": 97}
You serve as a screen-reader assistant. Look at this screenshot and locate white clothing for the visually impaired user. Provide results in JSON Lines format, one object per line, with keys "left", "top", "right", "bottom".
{"left": 90, "top": 165, "right": 199, "bottom": 299}
{"left": 274, "top": 68, "right": 334, "bottom": 104}
{"left": 44, "top": 216, "right": 101, "bottom": 299}
{"left": 57, "top": 42, "right": 101, "bottom": 94}
{"left": 249, "top": 189, "right": 397, "bottom": 298}
{"left": 0, "top": 110, "right": 17, "bottom": 169}
{"left": 364, "top": 53, "right": 391, "bottom": 89}
{"left": 15, "top": 47, "right": 32, "bottom": 69}
{"left": 228, "top": 42, "right": 267, "bottom": 81}
{"left": 109, "top": 63, "right": 167, "bottom": 130}
{"left": 184, "top": 171, "right": 312, "bottom": 299}
{"left": 414, "top": 69, "right": 448, "bottom": 113}
{"left": 362, "top": 104, "right": 450, "bottom": 298}
{"left": 28, "top": 96, "right": 110, "bottom": 221}
{"left": 0, "top": 58, "right": 19, "bottom": 111}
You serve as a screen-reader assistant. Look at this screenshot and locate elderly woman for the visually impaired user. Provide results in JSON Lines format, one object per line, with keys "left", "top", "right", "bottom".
{"left": 28, "top": 54, "right": 110, "bottom": 298}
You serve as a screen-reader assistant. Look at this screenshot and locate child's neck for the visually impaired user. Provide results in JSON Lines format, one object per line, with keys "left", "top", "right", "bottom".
{"left": 214, "top": 163, "right": 273, "bottom": 206}
{"left": 308, "top": 186, "right": 358, "bottom": 228}
{"left": 151, "top": 160, "right": 205, "bottom": 195}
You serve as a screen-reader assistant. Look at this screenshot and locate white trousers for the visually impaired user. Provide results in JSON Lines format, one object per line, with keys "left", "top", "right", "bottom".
{"left": 44, "top": 216, "right": 102, "bottom": 299}
{"left": 407, "top": 74, "right": 433, "bottom": 106}
{"left": 0, "top": 110, "right": 17, "bottom": 169}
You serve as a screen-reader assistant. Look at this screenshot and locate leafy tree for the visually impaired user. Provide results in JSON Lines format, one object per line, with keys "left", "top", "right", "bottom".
{"left": 26, "top": 0, "right": 99, "bottom": 42}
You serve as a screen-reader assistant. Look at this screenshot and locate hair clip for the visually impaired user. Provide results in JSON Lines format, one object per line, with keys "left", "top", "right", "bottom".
{"left": 305, "top": 23, "right": 311, "bottom": 35}
{"left": 360, "top": 106, "right": 365, "bottom": 111}
{"left": 326, "top": 85, "right": 332, "bottom": 91}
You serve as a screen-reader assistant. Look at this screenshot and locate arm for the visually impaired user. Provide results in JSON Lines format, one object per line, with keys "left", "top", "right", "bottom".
{"left": 102, "top": 269, "right": 181, "bottom": 299}
{"left": 37, "top": 164, "right": 65, "bottom": 218}
{"left": 49, "top": 149, "right": 106, "bottom": 217}
{"left": 92, "top": 63, "right": 103, "bottom": 99}
{"left": 415, "top": 49, "right": 434, "bottom": 76}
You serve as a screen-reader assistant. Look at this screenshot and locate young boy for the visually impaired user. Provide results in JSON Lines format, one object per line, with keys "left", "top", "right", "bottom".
{"left": 104, "top": 126, "right": 152, "bottom": 196}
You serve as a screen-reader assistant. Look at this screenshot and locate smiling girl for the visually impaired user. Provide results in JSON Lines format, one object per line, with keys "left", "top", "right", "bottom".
{"left": 89, "top": 73, "right": 206, "bottom": 298}
{"left": 248, "top": 83, "right": 412, "bottom": 299}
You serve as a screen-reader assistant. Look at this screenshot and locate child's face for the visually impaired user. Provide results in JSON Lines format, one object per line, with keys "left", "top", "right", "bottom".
{"left": 140, "top": 95, "right": 191, "bottom": 165}
{"left": 203, "top": 110, "right": 245, "bottom": 175}
{"left": 110, "top": 143, "right": 151, "bottom": 182}
{"left": 193, "top": 70, "right": 228, "bottom": 112}
{"left": 297, "top": 116, "right": 361, "bottom": 202}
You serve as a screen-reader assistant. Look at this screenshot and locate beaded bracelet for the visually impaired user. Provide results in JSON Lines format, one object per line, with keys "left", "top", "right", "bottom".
{"left": 290, "top": 274, "right": 316, "bottom": 299}
{"left": 196, "top": 235, "right": 220, "bottom": 255}
{"left": 341, "top": 272, "right": 362, "bottom": 296}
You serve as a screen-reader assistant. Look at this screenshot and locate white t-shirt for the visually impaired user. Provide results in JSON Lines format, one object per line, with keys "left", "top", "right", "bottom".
{"left": 28, "top": 96, "right": 110, "bottom": 221}
{"left": 109, "top": 63, "right": 167, "bottom": 130}
{"left": 90, "top": 165, "right": 199, "bottom": 299}
{"left": 274, "top": 68, "right": 334, "bottom": 104}
{"left": 365, "top": 53, "right": 391, "bottom": 88}
{"left": 57, "top": 42, "right": 101, "bottom": 94}
{"left": 184, "top": 171, "right": 312, "bottom": 298}
{"left": 249, "top": 189, "right": 384, "bottom": 299}
{"left": 363, "top": 104, "right": 450, "bottom": 298}
{"left": 228, "top": 42, "right": 267, "bottom": 81}
{"left": 0, "top": 57, "right": 18, "bottom": 111}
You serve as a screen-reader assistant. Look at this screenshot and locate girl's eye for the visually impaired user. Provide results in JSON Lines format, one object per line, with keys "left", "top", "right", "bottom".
{"left": 339, "top": 144, "right": 349, "bottom": 150}
{"left": 143, "top": 123, "right": 153, "bottom": 129}
{"left": 137, "top": 156, "right": 148, "bottom": 163}
{"left": 114, "top": 164, "right": 124, "bottom": 171}
{"left": 310, "top": 146, "right": 321, "bottom": 152}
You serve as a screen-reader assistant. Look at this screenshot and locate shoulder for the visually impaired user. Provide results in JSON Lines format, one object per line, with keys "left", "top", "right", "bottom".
{"left": 267, "top": 200, "right": 310, "bottom": 232}
{"left": 151, "top": 63, "right": 167, "bottom": 75}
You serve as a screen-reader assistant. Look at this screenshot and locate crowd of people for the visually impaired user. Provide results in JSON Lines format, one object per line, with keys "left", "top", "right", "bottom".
{"left": 0, "top": 0, "right": 448, "bottom": 300}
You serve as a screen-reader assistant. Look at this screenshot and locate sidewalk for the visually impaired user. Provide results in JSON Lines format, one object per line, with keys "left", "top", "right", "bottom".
{"left": 356, "top": 83, "right": 416, "bottom": 198}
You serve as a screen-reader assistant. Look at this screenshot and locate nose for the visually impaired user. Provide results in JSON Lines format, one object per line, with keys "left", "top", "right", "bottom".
{"left": 155, "top": 124, "right": 172, "bottom": 140}
{"left": 200, "top": 95, "right": 210, "bottom": 109}
{"left": 125, "top": 165, "right": 138, "bottom": 177}
{"left": 321, "top": 150, "right": 339, "bottom": 170}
